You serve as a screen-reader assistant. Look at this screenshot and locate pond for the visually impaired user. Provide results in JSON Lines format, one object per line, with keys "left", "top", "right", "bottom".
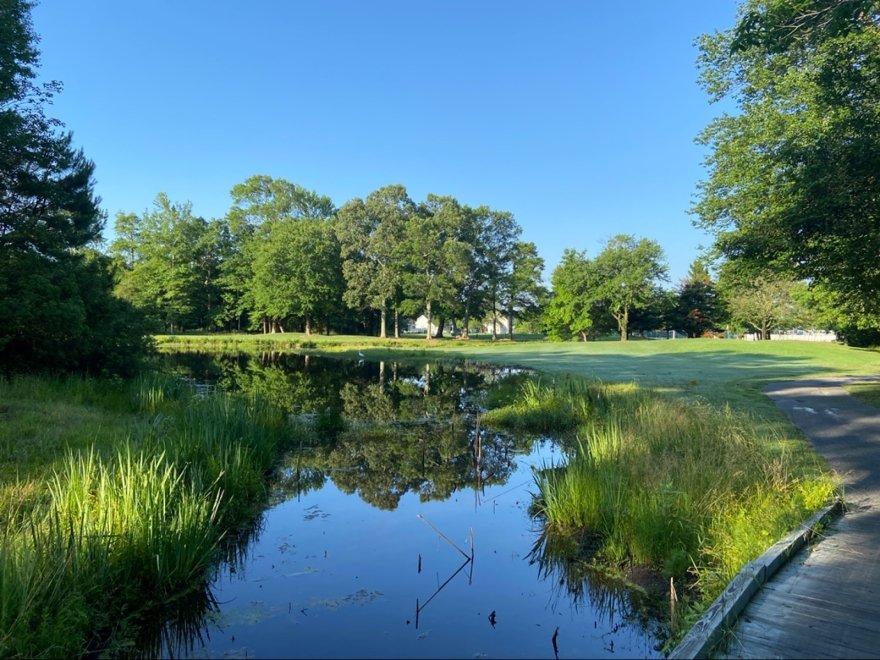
{"left": 157, "top": 352, "right": 665, "bottom": 659}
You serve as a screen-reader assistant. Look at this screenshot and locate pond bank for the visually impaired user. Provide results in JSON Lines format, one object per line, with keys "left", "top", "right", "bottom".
{"left": 0, "top": 375, "right": 304, "bottom": 657}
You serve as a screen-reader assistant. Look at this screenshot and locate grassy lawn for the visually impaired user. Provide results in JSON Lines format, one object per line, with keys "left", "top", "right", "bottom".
{"left": 157, "top": 333, "right": 880, "bottom": 419}
{"left": 845, "top": 382, "right": 880, "bottom": 409}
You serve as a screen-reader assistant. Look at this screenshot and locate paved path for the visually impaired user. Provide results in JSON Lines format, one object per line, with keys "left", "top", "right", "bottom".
{"left": 721, "top": 377, "right": 880, "bottom": 659}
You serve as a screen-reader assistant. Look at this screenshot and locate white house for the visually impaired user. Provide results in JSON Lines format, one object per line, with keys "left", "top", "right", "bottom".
{"left": 410, "top": 315, "right": 442, "bottom": 336}
{"left": 408, "top": 314, "right": 513, "bottom": 337}
{"left": 480, "top": 316, "right": 511, "bottom": 336}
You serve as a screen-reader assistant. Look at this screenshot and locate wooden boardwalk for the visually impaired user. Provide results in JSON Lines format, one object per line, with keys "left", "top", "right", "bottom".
{"left": 719, "top": 378, "right": 880, "bottom": 659}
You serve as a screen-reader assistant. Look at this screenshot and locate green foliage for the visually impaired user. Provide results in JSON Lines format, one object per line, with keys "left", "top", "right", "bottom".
{"left": 0, "top": 374, "right": 298, "bottom": 656}
{"left": 481, "top": 375, "right": 601, "bottom": 433}
{"left": 111, "top": 177, "right": 544, "bottom": 341}
{"left": 669, "top": 260, "right": 725, "bottom": 337}
{"left": 545, "top": 249, "right": 600, "bottom": 341}
{"left": 0, "top": 1, "right": 148, "bottom": 375}
{"left": 502, "top": 241, "right": 547, "bottom": 339}
{"left": 110, "top": 194, "right": 227, "bottom": 332}
{"left": 336, "top": 184, "right": 414, "bottom": 338}
{"left": 720, "top": 270, "right": 801, "bottom": 338}
{"left": 695, "top": 0, "right": 880, "bottom": 326}
{"left": 593, "top": 235, "right": 668, "bottom": 341}
{"left": 250, "top": 216, "right": 343, "bottom": 334}
{"left": 546, "top": 237, "right": 668, "bottom": 342}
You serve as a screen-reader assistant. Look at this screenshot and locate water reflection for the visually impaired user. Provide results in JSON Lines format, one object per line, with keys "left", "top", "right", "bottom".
{"left": 141, "top": 352, "right": 663, "bottom": 659}
{"left": 528, "top": 529, "right": 669, "bottom": 649}
{"left": 163, "top": 353, "right": 534, "bottom": 511}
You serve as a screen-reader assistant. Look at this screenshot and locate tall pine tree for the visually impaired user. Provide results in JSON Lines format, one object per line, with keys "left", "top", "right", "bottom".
{"left": 0, "top": 0, "right": 148, "bottom": 374}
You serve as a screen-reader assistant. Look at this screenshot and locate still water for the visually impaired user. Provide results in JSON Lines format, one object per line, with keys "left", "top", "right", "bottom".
{"left": 160, "top": 353, "right": 664, "bottom": 659}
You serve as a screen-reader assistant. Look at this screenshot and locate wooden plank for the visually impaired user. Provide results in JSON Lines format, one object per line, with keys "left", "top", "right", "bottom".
{"left": 670, "top": 501, "right": 845, "bottom": 659}
{"left": 757, "top": 583, "right": 880, "bottom": 619}
{"left": 752, "top": 591, "right": 880, "bottom": 629}
{"left": 758, "top": 586, "right": 880, "bottom": 617}
{"left": 669, "top": 565, "right": 764, "bottom": 658}
{"left": 728, "top": 631, "right": 876, "bottom": 659}
{"left": 761, "top": 575, "right": 880, "bottom": 605}
{"left": 732, "top": 608, "right": 880, "bottom": 655}
{"left": 728, "top": 623, "right": 877, "bottom": 659}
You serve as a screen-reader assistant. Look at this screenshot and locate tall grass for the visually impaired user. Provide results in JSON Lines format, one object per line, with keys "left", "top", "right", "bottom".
{"left": 481, "top": 375, "right": 602, "bottom": 433}
{"left": 514, "top": 379, "right": 836, "bottom": 600}
{"left": 0, "top": 375, "right": 302, "bottom": 657}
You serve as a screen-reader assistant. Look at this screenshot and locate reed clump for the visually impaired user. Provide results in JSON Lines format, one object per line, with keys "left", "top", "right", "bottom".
{"left": 481, "top": 375, "right": 603, "bottom": 433}
{"left": 0, "top": 375, "right": 300, "bottom": 657}
{"left": 518, "top": 379, "right": 835, "bottom": 602}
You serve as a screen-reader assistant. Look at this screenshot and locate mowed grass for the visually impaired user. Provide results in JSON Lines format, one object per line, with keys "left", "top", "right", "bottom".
{"left": 845, "top": 382, "right": 880, "bottom": 408}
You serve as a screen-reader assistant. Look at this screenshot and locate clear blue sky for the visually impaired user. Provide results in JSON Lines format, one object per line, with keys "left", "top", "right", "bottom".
{"left": 32, "top": 0, "right": 739, "bottom": 284}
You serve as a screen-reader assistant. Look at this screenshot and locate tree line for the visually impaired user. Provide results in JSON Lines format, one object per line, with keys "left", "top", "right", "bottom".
{"left": 0, "top": 0, "right": 148, "bottom": 376}
{"left": 109, "top": 184, "right": 840, "bottom": 344}
{"left": 109, "top": 179, "right": 547, "bottom": 340}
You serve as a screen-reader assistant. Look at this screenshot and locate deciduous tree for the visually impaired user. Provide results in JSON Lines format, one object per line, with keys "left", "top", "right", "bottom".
{"left": 592, "top": 235, "right": 668, "bottom": 341}
{"left": 695, "top": 0, "right": 880, "bottom": 322}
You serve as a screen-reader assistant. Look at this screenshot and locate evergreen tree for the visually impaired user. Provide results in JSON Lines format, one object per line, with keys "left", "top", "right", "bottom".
{"left": 670, "top": 260, "right": 724, "bottom": 337}
{"left": 0, "top": 0, "right": 148, "bottom": 374}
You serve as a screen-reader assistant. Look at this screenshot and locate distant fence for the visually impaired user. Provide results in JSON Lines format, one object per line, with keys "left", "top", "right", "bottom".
{"left": 742, "top": 330, "right": 838, "bottom": 342}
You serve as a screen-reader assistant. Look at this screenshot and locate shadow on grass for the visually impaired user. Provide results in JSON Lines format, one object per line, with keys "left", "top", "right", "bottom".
{"left": 457, "top": 347, "right": 820, "bottom": 399}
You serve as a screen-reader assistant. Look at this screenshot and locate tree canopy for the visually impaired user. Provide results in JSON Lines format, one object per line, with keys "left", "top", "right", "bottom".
{"left": 694, "top": 0, "right": 880, "bottom": 323}
{"left": 592, "top": 235, "right": 668, "bottom": 341}
{"left": 1, "top": 0, "right": 148, "bottom": 375}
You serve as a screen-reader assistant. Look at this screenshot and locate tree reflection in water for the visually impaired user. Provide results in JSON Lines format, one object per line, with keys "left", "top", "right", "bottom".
{"left": 163, "top": 352, "right": 536, "bottom": 511}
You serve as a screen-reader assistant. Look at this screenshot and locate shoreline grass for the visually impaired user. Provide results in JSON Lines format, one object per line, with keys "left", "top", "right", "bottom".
{"left": 482, "top": 373, "right": 836, "bottom": 646}
{"left": 0, "top": 375, "right": 306, "bottom": 657}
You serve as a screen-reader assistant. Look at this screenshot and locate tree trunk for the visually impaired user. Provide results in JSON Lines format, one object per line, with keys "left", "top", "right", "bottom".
{"left": 580, "top": 331, "right": 588, "bottom": 342}
{"left": 436, "top": 316, "right": 445, "bottom": 338}
{"left": 507, "top": 300, "right": 514, "bottom": 341}
{"left": 462, "top": 306, "right": 471, "bottom": 339}
{"left": 305, "top": 317, "right": 311, "bottom": 336}
{"left": 394, "top": 308, "right": 400, "bottom": 338}
{"left": 620, "top": 309, "right": 629, "bottom": 342}
{"left": 380, "top": 305, "right": 387, "bottom": 339}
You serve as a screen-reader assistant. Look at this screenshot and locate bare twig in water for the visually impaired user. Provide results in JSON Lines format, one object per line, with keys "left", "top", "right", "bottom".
{"left": 415, "top": 557, "right": 472, "bottom": 628}
{"left": 552, "top": 626, "right": 560, "bottom": 659}
{"left": 417, "top": 514, "right": 470, "bottom": 560}
{"left": 468, "top": 527, "right": 475, "bottom": 584}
